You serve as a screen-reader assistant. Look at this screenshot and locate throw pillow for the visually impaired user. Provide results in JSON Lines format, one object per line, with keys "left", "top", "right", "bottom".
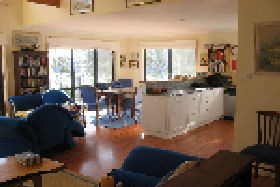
{"left": 169, "top": 159, "right": 200, "bottom": 179}
{"left": 156, "top": 159, "right": 200, "bottom": 187}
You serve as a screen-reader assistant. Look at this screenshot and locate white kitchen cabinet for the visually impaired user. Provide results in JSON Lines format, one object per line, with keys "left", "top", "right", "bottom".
{"left": 142, "top": 88, "right": 224, "bottom": 139}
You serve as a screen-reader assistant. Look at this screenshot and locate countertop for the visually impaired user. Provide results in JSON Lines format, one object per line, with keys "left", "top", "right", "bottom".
{"left": 145, "top": 87, "right": 222, "bottom": 96}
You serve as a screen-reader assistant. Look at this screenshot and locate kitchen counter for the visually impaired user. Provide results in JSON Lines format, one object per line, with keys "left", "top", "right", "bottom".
{"left": 145, "top": 88, "right": 218, "bottom": 96}
{"left": 142, "top": 87, "right": 224, "bottom": 139}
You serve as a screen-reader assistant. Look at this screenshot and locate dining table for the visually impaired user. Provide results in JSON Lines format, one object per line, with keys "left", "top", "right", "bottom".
{"left": 96, "top": 87, "right": 137, "bottom": 123}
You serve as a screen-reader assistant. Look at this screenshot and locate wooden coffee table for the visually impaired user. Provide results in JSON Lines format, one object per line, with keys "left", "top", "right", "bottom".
{"left": 0, "top": 156, "right": 65, "bottom": 187}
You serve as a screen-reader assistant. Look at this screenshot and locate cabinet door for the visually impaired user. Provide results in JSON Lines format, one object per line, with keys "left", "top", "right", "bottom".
{"left": 188, "top": 93, "right": 201, "bottom": 129}
{"left": 168, "top": 96, "right": 189, "bottom": 133}
{"left": 142, "top": 95, "right": 167, "bottom": 132}
{"left": 199, "top": 91, "right": 211, "bottom": 124}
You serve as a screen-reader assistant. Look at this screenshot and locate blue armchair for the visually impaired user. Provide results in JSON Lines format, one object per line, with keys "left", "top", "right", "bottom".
{"left": 0, "top": 104, "right": 83, "bottom": 158}
{"left": 110, "top": 146, "right": 204, "bottom": 187}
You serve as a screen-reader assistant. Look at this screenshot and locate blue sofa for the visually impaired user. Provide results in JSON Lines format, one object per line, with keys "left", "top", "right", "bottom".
{"left": 110, "top": 146, "right": 204, "bottom": 187}
{"left": 0, "top": 104, "right": 84, "bottom": 158}
{"left": 8, "top": 90, "right": 73, "bottom": 114}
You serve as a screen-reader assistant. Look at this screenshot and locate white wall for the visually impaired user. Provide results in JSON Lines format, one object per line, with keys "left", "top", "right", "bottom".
{"left": 125, "top": 32, "right": 238, "bottom": 87}
{"left": 233, "top": 0, "right": 280, "bottom": 152}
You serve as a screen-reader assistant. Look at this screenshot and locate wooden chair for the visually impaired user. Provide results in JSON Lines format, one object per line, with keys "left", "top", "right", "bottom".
{"left": 240, "top": 111, "right": 280, "bottom": 186}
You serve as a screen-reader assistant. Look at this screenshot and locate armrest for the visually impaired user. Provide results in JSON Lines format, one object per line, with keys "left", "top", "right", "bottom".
{"left": 121, "top": 146, "right": 203, "bottom": 178}
{"left": 8, "top": 95, "right": 42, "bottom": 112}
{"left": 111, "top": 169, "right": 160, "bottom": 187}
{"left": 0, "top": 117, "right": 35, "bottom": 141}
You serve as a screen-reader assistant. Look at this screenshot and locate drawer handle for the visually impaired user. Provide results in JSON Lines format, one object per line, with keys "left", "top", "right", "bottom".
{"left": 193, "top": 98, "right": 196, "bottom": 100}
{"left": 206, "top": 109, "right": 208, "bottom": 111}
{"left": 206, "top": 101, "right": 208, "bottom": 103}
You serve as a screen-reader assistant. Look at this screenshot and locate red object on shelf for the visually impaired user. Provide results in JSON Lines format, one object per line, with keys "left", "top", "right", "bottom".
{"left": 216, "top": 50, "right": 224, "bottom": 60}
{"left": 232, "top": 60, "right": 236, "bottom": 70}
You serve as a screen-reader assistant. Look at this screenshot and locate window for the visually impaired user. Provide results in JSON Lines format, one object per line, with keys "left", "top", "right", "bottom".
{"left": 97, "top": 49, "right": 113, "bottom": 83}
{"left": 144, "top": 49, "right": 196, "bottom": 81}
{"left": 49, "top": 48, "right": 114, "bottom": 102}
{"left": 172, "top": 49, "right": 196, "bottom": 78}
{"left": 145, "top": 49, "right": 168, "bottom": 81}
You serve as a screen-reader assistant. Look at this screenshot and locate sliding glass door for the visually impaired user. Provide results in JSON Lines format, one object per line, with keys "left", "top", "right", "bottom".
{"left": 73, "top": 49, "right": 95, "bottom": 102}
{"left": 49, "top": 48, "right": 114, "bottom": 102}
{"left": 49, "top": 49, "right": 72, "bottom": 97}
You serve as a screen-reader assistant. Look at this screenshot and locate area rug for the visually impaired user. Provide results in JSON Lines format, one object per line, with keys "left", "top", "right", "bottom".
{"left": 23, "top": 169, "right": 99, "bottom": 187}
{"left": 86, "top": 110, "right": 140, "bottom": 128}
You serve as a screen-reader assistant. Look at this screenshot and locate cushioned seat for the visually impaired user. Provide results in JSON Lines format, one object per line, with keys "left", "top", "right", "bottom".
{"left": 72, "top": 119, "right": 85, "bottom": 137}
{"left": 0, "top": 137, "right": 33, "bottom": 158}
{"left": 240, "top": 144, "right": 280, "bottom": 164}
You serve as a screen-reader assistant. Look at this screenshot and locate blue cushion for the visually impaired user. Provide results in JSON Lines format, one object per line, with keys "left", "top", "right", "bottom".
{"left": 119, "top": 79, "right": 133, "bottom": 88}
{"left": 27, "top": 105, "right": 75, "bottom": 151}
{"left": 72, "top": 119, "right": 84, "bottom": 137}
{"left": 121, "top": 146, "right": 203, "bottom": 178}
{"left": 112, "top": 81, "right": 122, "bottom": 88}
{"left": 42, "top": 90, "right": 72, "bottom": 105}
{"left": 0, "top": 137, "right": 33, "bottom": 158}
{"left": 0, "top": 117, "right": 30, "bottom": 141}
{"left": 111, "top": 168, "right": 161, "bottom": 187}
{"left": 241, "top": 144, "right": 280, "bottom": 163}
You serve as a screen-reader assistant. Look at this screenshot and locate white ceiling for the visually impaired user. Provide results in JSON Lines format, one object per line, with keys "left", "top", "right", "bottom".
{"left": 28, "top": 0, "right": 238, "bottom": 38}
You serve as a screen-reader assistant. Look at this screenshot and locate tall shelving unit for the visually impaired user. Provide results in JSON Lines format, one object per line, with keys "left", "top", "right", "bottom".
{"left": 205, "top": 44, "right": 238, "bottom": 73}
{"left": 13, "top": 51, "right": 49, "bottom": 96}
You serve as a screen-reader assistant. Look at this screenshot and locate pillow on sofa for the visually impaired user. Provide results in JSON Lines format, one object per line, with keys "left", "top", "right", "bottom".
{"left": 156, "top": 159, "right": 200, "bottom": 186}
{"left": 169, "top": 159, "right": 200, "bottom": 179}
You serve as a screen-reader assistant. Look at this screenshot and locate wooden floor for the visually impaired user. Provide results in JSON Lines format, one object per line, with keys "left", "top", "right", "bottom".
{"left": 47, "top": 119, "right": 274, "bottom": 186}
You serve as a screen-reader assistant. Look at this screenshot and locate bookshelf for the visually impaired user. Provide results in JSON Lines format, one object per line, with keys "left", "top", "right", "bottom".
{"left": 205, "top": 44, "right": 238, "bottom": 73}
{"left": 13, "top": 51, "right": 49, "bottom": 96}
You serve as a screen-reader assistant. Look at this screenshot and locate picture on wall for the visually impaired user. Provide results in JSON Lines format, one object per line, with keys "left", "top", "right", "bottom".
{"left": 129, "top": 60, "right": 139, "bottom": 68}
{"left": 131, "top": 52, "right": 139, "bottom": 59}
{"left": 255, "top": 22, "right": 280, "bottom": 72}
{"left": 70, "top": 0, "right": 94, "bottom": 15}
{"left": 200, "top": 53, "right": 208, "bottom": 66}
{"left": 120, "top": 53, "right": 126, "bottom": 68}
{"left": 13, "top": 32, "right": 40, "bottom": 50}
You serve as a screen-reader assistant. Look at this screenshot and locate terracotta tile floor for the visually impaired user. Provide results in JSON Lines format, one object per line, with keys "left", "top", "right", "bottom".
{"left": 47, "top": 119, "right": 274, "bottom": 186}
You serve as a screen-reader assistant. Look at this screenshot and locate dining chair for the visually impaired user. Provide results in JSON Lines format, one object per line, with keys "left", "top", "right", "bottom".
{"left": 80, "top": 86, "right": 107, "bottom": 126}
{"left": 121, "top": 87, "right": 139, "bottom": 120}
{"left": 240, "top": 111, "right": 280, "bottom": 186}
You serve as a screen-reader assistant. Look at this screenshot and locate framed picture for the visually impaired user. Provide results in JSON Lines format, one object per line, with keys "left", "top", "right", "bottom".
{"left": 126, "top": 0, "right": 161, "bottom": 8}
{"left": 13, "top": 32, "right": 40, "bottom": 48}
{"left": 200, "top": 53, "right": 208, "bottom": 66}
{"left": 70, "top": 0, "right": 94, "bottom": 15}
{"left": 131, "top": 52, "right": 139, "bottom": 60}
{"left": 255, "top": 22, "right": 280, "bottom": 73}
{"left": 129, "top": 60, "right": 139, "bottom": 68}
{"left": 120, "top": 53, "right": 126, "bottom": 68}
